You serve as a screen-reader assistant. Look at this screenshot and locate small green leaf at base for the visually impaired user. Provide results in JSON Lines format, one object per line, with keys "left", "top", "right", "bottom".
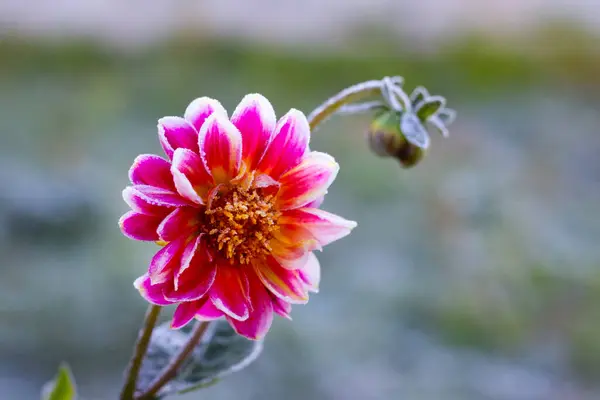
{"left": 138, "top": 320, "right": 263, "bottom": 399}
{"left": 41, "top": 363, "right": 76, "bottom": 400}
{"left": 415, "top": 96, "right": 446, "bottom": 121}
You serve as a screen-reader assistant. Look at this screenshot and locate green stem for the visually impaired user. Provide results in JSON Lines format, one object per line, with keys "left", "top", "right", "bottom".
{"left": 307, "top": 79, "right": 386, "bottom": 130}
{"left": 120, "top": 305, "right": 162, "bottom": 400}
{"left": 136, "top": 321, "right": 211, "bottom": 400}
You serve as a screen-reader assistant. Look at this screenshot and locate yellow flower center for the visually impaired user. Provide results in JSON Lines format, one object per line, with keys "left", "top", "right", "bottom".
{"left": 204, "top": 186, "right": 281, "bottom": 265}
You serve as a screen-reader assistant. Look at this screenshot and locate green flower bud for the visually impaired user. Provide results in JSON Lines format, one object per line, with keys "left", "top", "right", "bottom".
{"left": 367, "top": 110, "right": 425, "bottom": 168}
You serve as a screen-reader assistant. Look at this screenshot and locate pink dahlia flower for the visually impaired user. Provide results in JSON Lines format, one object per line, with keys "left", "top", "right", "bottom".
{"left": 119, "top": 94, "right": 356, "bottom": 340}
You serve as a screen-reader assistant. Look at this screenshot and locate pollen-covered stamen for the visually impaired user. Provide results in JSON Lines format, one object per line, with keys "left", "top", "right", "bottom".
{"left": 204, "top": 186, "right": 280, "bottom": 264}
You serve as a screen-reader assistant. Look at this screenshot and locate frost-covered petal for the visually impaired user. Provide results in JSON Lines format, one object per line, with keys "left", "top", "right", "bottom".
{"left": 270, "top": 235, "right": 319, "bottom": 270}
{"left": 231, "top": 94, "right": 276, "bottom": 169}
{"left": 119, "top": 211, "right": 162, "bottom": 241}
{"left": 176, "top": 234, "right": 206, "bottom": 281}
{"left": 158, "top": 116, "right": 199, "bottom": 159}
{"left": 228, "top": 272, "right": 274, "bottom": 340}
{"left": 134, "top": 274, "right": 173, "bottom": 306}
{"left": 305, "top": 196, "right": 324, "bottom": 209}
{"left": 125, "top": 185, "right": 190, "bottom": 206}
{"left": 255, "top": 257, "right": 308, "bottom": 304}
{"left": 298, "top": 252, "right": 320, "bottom": 293}
{"left": 209, "top": 264, "right": 250, "bottom": 321}
{"left": 148, "top": 237, "right": 187, "bottom": 284}
{"left": 199, "top": 114, "right": 242, "bottom": 183}
{"left": 272, "top": 247, "right": 311, "bottom": 270}
{"left": 253, "top": 173, "right": 279, "bottom": 189}
{"left": 157, "top": 207, "right": 200, "bottom": 242}
{"left": 123, "top": 185, "right": 191, "bottom": 215}
{"left": 257, "top": 109, "right": 310, "bottom": 178}
{"left": 278, "top": 207, "right": 357, "bottom": 247}
{"left": 171, "top": 148, "right": 213, "bottom": 204}
{"left": 164, "top": 236, "right": 217, "bottom": 302}
{"left": 171, "top": 300, "right": 203, "bottom": 329}
{"left": 184, "top": 97, "right": 228, "bottom": 132}
{"left": 128, "top": 154, "right": 175, "bottom": 191}
{"left": 271, "top": 295, "right": 292, "bottom": 320}
{"left": 251, "top": 173, "right": 281, "bottom": 199}
{"left": 277, "top": 152, "right": 339, "bottom": 210}
{"left": 195, "top": 299, "right": 224, "bottom": 321}
{"left": 172, "top": 305, "right": 196, "bottom": 329}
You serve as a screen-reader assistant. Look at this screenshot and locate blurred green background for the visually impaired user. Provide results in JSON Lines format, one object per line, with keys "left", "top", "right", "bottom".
{"left": 1, "top": 2, "right": 600, "bottom": 399}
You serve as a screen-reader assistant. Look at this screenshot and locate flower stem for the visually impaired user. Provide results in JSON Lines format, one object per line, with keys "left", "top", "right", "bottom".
{"left": 120, "top": 305, "right": 162, "bottom": 400}
{"left": 136, "top": 320, "right": 211, "bottom": 400}
{"left": 307, "top": 79, "right": 389, "bottom": 130}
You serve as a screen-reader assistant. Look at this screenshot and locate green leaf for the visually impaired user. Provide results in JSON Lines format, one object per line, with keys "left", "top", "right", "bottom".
{"left": 41, "top": 363, "right": 76, "bottom": 400}
{"left": 138, "top": 320, "right": 263, "bottom": 398}
{"left": 415, "top": 95, "right": 446, "bottom": 121}
{"left": 400, "top": 112, "right": 430, "bottom": 149}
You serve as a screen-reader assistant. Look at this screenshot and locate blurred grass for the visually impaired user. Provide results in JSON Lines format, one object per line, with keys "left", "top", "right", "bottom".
{"left": 2, "top": 21, "right": 600, "bottom": 94}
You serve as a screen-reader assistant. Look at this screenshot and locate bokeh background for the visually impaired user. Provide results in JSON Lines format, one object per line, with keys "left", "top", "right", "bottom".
{"left": 2, "top": 1, "right": 600, "bottom": 399}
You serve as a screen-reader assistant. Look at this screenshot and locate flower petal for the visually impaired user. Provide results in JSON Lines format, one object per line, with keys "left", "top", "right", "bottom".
{"left": 199, "top": 114, "right": 242, "bottom": 183}
{"left": 254, "top": 257, "right": 308, "bottom": 304}
{"left": 176, "top": 234, "right": 206, "bottom": 282}
{"left": 195, "top": 299, "right": 224, "bottom": 321}
{"left": 128, "top": 154, "right": 175, "bottom": 191}
{"left": 123, "top": 185, "right": 191, "bottom": 215}
{"left": 164, "top": 236, "right": 217, "bottom": 302}
{"left": 228, "top": 272, "right": 274, "bottom": 340}
{"left": 298, "top": 252, "right": 320, "bottom": 293}
{"left": 171, "top": 148, "right": 213, "bottom": 204}
{"left": 271, "top": 295, "right": 292, "bottom": 320}
{"left": 157, "top": 207, "right": 200, "bottom": 242}
{"left": 171, "top": 300, "right": 207, "bottom": 329}
{"left": 134, "top": 274, "right": 173, "bottom": 306}
{"left": 269, "top": 230, "right": 323, "bottom": 269}
{"left": 205, "top": 183, "right": 227, "bottom": 210}
{"left": 278, "top": 208, "right": 357, "bottom": 247}
{"left": 305, "top": 195, "right": 324, "bottom": 209}
{"left": 184, "top": 97, "right": 228, "bottom": 132}
{"left": 252, "top": 173, "right": 281, "bottom": 198}
{"left": 158, "top": 116, "right": 199, "bottom": 159}
{"left": 258, "top": 109, "right": 310, "bottom": 179}
{"left": 269, "top": 235, "right": 318, "bottom": 270}
{"left": 209, "top": 264, "right": 250, "bottom": 321}
{"left": 148, "top": 237, "right": 187, "bottom": 284}
{"left": 119, "top": 211, "right": 162, "bottom": 241}
{"left": 231, "top": 94, "right": 276, "bottom": 169}
{"left": 277, "top": 152, "right": 339, "bottom": 210}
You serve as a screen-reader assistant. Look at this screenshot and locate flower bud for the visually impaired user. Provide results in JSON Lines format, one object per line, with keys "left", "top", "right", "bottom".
{"left": 367, "top": 110, "right": 425, "bottom": 168}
